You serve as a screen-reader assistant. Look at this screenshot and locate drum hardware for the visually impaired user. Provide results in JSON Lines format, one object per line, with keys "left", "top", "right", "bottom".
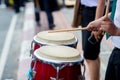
{"left": 50, "top": 66, "right": 64, "bottom": 80}
{"left": 50, "top": 77, "right": 63, "bottom": 80}
{"left": 78, "top": 59, "right": 86, "bottom": 80}
{"left": 30, "top": 49, "right": 33, "bottom": 57}
{"left": 50, "top": 63, "right": 68, "bottom": 80}
{"left": 33, "top": 56, "right": 68, "bottom": 80}
{"left": 27, "top": 56, "right": 37, "bottom": 80}
{"left": 27, "top": 67, "right": 36, "bottom": 80}
{"left": 30, "top": 41, "right": 34, "bottom": 57}
{"left": 30, "top": 70, "right": 36, "bottom": 79}
{"left": 28, "top": 57, "right": 37, "bottom": 79}
{"left": 38, "top": 57, "right": 84, "bottom": 80}
{"left": 81, "top": 63, "right": 86, "bottom": 80}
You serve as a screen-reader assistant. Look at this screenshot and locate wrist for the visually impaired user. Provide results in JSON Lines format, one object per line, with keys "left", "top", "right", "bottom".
{"left": 116, "top": 28, "right": 120, "bottom": 36}
{"left": 98, "top": 16, "right": 105, "bottom": 21}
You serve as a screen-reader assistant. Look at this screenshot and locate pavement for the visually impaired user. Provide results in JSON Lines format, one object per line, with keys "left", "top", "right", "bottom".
{"left": 17, "top": 2, "right": 114, "bottom": 80}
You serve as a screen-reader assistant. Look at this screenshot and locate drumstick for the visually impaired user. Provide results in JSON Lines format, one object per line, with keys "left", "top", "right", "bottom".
{"left": 105, "top": 0, "right": 110, "bottom": 17}
{"left": 48, "top": 27, "right": 87, "bottom": 33}
{"left": 101, "top": 0, "right": 111, "bottom": 35}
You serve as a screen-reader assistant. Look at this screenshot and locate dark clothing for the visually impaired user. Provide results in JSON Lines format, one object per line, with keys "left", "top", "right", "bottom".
{"left": 5, "top": 0, "right": 11, "bottom": 7}
{"left": 34, "top": 0, "right": 40, "bottom": 22}
{"left": 81, "top": 5, "right": 101, "bottom": 60}
{"left": 110, "top": 0, "right": 113, "bottom": 12}
{"left": 43, "top": 0, "right": 54, "bottom": 27}
{"left": 13, "top": 0, "right": 25, "bottom": 13}
{"left": 39, "top": 0, "right": 59, "bottom": 12}
{"left": 34, "top": 0, "right": 59, "bottom": 28}
{"left": 14, "top": 0, "right": 20, "bottom": 13}
{"left": 105, "top": 48, "right": 120, "bottom": 80}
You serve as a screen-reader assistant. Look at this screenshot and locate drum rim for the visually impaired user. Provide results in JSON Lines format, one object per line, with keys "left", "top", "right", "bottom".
{"left": 33, "top": 35, "right": 78, "bottom": 46}
{"left": 34, "top": 49, "right": 84, "bottom": 64}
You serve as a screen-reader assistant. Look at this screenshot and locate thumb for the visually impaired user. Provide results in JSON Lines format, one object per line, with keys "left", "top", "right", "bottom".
{"left": 103, "top": 15, "right": 111, "bottom": 21}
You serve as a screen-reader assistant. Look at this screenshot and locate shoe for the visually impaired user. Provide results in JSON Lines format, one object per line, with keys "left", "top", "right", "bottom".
{"left": 49, "top": 24, "right": 55, "bottom": 30}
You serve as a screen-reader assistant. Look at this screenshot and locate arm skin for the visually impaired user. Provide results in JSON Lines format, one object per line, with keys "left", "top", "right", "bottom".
{"left": 87, "top": 16, "right": 120, "bottom": 36}
{"left": 87, "top": 0, "right": 120, "bottom": 36}
{"left": 91, "top": 0, "right": 105, "bottom": 41}
{"left": 95, "top": 0, "right": 105, "bottom": 19}
{"left": 100, "top": 17, "right": 120, "bottom": 36}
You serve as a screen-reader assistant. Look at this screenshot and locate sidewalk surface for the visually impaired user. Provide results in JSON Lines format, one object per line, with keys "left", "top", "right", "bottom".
{"left": 17, "top": 2, "right": 113, "bottom": 80}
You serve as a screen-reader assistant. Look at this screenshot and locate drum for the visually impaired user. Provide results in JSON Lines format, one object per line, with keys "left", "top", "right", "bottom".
{"left": 30, "top": 31, "right": 78, "bottom": 56}
{"left": 31, "top": 46, "right": 84, "bottom": 80}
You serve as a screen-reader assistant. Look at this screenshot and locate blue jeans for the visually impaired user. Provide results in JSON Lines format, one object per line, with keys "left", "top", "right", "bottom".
{"left": 43, "top": 0, "right": 54, "bottom": 27}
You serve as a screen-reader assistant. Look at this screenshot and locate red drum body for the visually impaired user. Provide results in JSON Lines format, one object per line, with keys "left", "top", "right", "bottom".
{"left": 32, "top": 46, "right": 84, "bottom": 80}
{"left": 32, "top": 59, "right": 81, "bottom": 80}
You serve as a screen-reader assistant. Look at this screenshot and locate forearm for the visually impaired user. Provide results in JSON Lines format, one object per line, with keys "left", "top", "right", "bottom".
{"left": 116, "top": 28, "right": 120, "bottom": 36}
{"left": 95, "top": 0, "right": 105, "bottom": 19}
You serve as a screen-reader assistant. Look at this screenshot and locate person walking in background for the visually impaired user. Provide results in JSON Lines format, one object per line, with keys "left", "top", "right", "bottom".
{"left": 33, "top": 0, "right": 41, "bottom": 26}
{"left": 62, "top": 0, "right": 65, "bottom": 7}
{"left": 0, "top": 0, "right": 1, "bottom": 4}
{"left": 13, "top": 0, "right": 20, "bottom": 13}
{"left": 13, "top": 0, "right": 25, "bottom": 13}
{"left": 72, "top": 0, "right": 105, "bottom": 80}
{"left": 35, "top": 0, "right": 60, "bottom": 29}
{"left": 86, "top": 0, "right": 120, "bottom": 79}
{"left": 5, "top": 0, "right": 12, "bottom": 8}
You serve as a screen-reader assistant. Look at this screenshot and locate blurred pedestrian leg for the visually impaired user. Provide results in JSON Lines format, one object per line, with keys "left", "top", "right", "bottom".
{"left": 34, "top": 0, "right": 41, "bottom": 26}
{"left": 5, "top": 0, "right": 12, "bottom": 8}
{"left": 42, "top": 0, "right": 59, "bottom": 29}
{"left": 43, "top": 0, "right": 54, "bottom": 29}
{"left": 13, "top": 0, "right": 20, "bottom": 13}
{"left": 62, "top": 0, "right": 65, "bottom": 7}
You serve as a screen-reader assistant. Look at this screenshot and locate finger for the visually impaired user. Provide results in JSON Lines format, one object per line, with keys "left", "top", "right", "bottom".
{"left": 86, "top": 25, "right": 94, "bottom": 31}
{"left": 100, "top": 26, "right": 106, "bottom": 32}
{"left": 103, "top": 15, "right": 111, "bottom": 21}
{"left": 94, "top": 36, "right": 100, "bottom": 42}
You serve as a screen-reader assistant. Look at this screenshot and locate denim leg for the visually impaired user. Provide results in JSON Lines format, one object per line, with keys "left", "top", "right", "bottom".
{"left": 34, "top": 0, "right": 40, "bottom": 22}
{"left": 43, "top": 0, "right": 54, "bottom": 26}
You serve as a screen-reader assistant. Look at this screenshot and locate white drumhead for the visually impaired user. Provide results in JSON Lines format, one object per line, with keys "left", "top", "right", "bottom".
{"left": 34, "top": 46, "right": 81, "bottom": 63}
{"left": 34, "top": 31, "right": 76, "bottom": 44}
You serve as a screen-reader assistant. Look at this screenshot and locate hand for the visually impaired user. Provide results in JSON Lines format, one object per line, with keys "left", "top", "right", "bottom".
{"left": 86, "top": 19, "right": 102, "bottom": 31}
{"left": 86, "top": 16, "right": 106, "bottom": 31}
{"left": 100, "top": 18, "right": 118, "bottom": 35}
{"left": 92, "top": 31, "right": 103, "bottom": 42}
